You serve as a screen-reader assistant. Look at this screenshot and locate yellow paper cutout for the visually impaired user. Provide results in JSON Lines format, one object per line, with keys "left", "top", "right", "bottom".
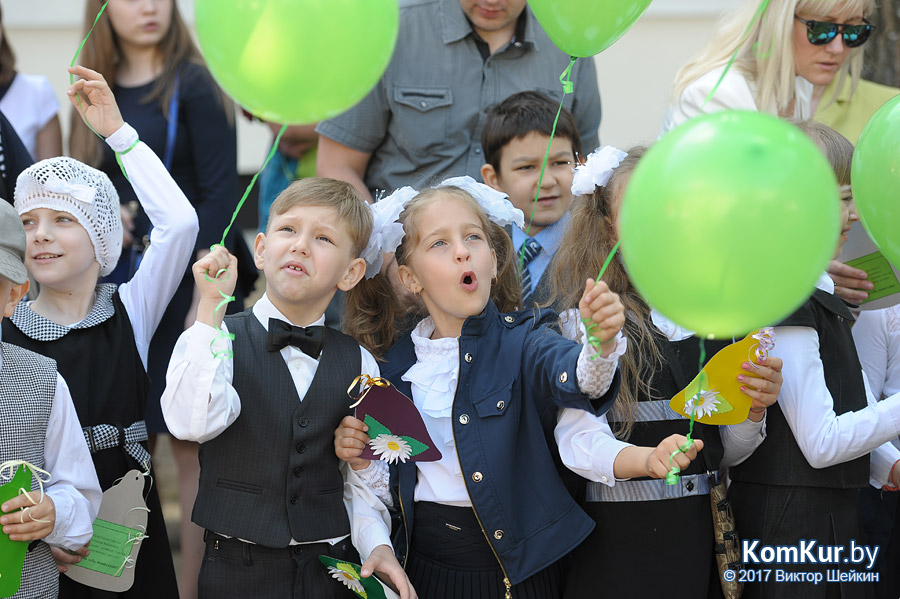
{"left": 669, "top": 330, "right": 771, "bottom": 425}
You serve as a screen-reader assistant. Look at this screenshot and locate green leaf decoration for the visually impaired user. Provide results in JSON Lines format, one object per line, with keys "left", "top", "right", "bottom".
{"left": 363, "top": 414, "right": 392, "bottom": 440}
{"left": 399, "top": 436, "right": 430, "bottom": 458}
{"left": 0, "top": 465, "right": 31, "bottom": 598}
{"left": 714, "top": 395, "right": 734, "bottom": 414}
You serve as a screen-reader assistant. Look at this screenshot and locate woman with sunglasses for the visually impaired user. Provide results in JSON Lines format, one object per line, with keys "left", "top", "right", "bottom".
{"left": 662, "top": 0, "right": 874, "bottom": 132}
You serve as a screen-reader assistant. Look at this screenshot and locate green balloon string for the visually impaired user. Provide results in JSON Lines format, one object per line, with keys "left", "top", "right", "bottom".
{"left": 206, "top": 124, "right": 288, "bottom": 358}
{"left": 581, "top": 239, "right": 621, "bottom": 358}
{"left": 518, "top": 56, "right": 577, "bottom": 278}
{"left": 701, "top": 0, "right": 771, "bottom": 108}
{"left": 666, "top": 338, "right": 706, "bottom": 485}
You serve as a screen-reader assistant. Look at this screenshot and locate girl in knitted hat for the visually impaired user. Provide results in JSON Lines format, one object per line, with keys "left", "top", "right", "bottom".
{"left": 1, "top": 65, "right": 198, "bottom": 598}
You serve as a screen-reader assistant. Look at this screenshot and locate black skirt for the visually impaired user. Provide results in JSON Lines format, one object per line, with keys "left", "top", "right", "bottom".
{"left": 408, "top": 502, "right": 566, "bottom": 599}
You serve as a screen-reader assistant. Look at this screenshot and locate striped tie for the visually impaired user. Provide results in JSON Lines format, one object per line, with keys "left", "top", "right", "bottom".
{"left": 519, "top": 238, "right": 542, "bottom": 306}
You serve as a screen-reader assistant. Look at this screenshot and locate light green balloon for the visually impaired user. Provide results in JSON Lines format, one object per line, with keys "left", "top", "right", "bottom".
{"left": 619, "top": 111, "right": 840, "bottom": 338}
{"left": 195, "top": 0, "right": 399, "bottom": 124}
{"left": 851, "top": 95, "right": 900, "bottom": 270}
{"left": 528, "top": 0, "right": 652, "bottom": 57}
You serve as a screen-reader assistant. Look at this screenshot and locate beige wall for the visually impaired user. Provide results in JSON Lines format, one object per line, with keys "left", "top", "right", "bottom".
{"left": 2, "top": 0, "right": 737, "bottom": 172}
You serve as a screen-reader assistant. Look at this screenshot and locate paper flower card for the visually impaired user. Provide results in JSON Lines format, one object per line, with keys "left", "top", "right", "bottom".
{"left": 669, "top": 328, "right": 775, "bottom": 425}
{"left": 318, "top": 555, "right": 399, "bottom": 599}
{"left": 0, "top": 464, "right": 31, "bottom": 598}
{"left": 349, "top": 375, "right": 441, "bottom": 464}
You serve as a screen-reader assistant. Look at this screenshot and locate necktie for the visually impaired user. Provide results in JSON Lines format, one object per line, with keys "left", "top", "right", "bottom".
{"left": 519, "top": 238, "right": 543, "bottom": 306}
{"left": 266, "top": 318, "right": 325, "bottom": 358}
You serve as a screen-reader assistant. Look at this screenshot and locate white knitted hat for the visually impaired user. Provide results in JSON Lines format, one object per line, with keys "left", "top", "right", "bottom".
{"left": 14, "top": 157, "right": 123, "bottom": 276}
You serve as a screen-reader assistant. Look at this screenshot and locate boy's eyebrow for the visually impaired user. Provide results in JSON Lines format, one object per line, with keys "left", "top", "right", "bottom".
{"left": 509, "top": 149, "right": 573, "bottom": 164}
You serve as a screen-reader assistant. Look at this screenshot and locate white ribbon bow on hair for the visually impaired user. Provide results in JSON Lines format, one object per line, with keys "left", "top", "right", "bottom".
{"left": 362, "top": 186, "right": 417, "bottom": 279}
{"left": 571, "top": 146, "right": 628, "bottom": 196}
{"left": 42, "top": 174, "right": 96, "bottom": 205}
{"left": 437, "top": 175, "right": 525, "bottom": 230}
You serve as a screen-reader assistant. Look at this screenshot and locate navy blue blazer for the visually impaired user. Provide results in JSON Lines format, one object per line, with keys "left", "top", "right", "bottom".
{"left": 381, "top": 301, "right": 621, "bottom": 585}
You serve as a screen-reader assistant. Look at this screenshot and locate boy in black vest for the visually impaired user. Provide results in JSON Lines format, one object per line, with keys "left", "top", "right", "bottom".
{"left": 480, "top": 90, "right": 583, "bottom": 308}
{"left": 161, "top": 179, "right": 414, "bottom": 599}
{"left": 0, "top": 199, "right": 101, "bottom": 599}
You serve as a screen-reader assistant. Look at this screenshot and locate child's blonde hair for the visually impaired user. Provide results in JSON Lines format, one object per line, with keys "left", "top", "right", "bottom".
{"left": 672, "top": 0, "right": 874, "bottom": 116}
{"left": 344, "top": 186, "right": 521, "bottom": 358}
{"left": 791, "top": 120, "right": 854, "bottom": 187}
{"left": 267, "top": 178, "right": 373, "bottom": 258}
{"left": 547, "top": 147, "right": 661, "bottom": 440}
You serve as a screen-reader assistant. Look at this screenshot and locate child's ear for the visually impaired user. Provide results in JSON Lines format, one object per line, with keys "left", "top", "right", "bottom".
{"left": 253, "top": 232, "right": 266, "bottom": 270}
{"left": 481, "top": 163, "right": 502, "bottom": 192}
{"left": 337, "top": 257, "right": 367, "bottom": 292}
{"left": 3, "top": 279, "right": 29, "bottom": 318}
{"left": 397, "top": 264, "right": 420, "bottom": 296}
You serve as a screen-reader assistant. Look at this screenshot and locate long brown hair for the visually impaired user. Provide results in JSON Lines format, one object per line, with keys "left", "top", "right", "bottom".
{"left": 344, "top": 187, "right": 521, "bottom": 359}
{"left": 547, "top": 147, "right": 661, "bottom": 440}
{"left": 69, "top": 0, "right": 207, "bottom": 166}
{"left": 0, "top": 5, "right": 17, "bottom": 86}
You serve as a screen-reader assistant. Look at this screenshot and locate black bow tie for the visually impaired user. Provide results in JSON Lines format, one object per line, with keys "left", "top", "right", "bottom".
{"left": 266, "top": 318, "right": 325, "bottom": 358}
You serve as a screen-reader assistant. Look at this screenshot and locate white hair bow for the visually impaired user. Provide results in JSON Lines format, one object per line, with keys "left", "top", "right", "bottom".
{"left": 42, "top": 174, "right": 96, "bottom": 204}
{"left": 571, "top": 146, "right": 628, "bottom": 196}
{"left": 361, "top": 186, "right": 417, "bottom": 279}
{"left": 437, "top": 175, "right": 525, "bottom": 230}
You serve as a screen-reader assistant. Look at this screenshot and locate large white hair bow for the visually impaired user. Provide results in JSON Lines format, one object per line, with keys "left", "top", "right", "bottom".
{"left": 570, "top": 146, "right": 628, "bottom": 196}
{"left": 437, "top": 175, "right": 525, "bottom": 230}
{"left": 361, "top": 186, "right": 417, "bottom": 279}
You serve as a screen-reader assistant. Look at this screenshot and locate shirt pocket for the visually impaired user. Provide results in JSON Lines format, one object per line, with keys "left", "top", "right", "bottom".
{"left": 472, "top": 378, "right": 516, "bottom": 419}
{"left": 391, "top": 85, "right": 453, "bottom": 152}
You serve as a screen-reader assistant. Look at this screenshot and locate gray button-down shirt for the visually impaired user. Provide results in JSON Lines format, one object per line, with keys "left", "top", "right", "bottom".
{"left": 316, "top": 0, "right": 602, "bottom": 196}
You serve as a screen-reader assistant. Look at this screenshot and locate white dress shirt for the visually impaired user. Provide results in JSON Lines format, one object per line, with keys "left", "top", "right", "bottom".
{"left": 555, "top": 309, "right": 768, "bottom": 486}
{"left": 852, "top": 306, "right": 900, "bottom": 452}
{"left": 0, "top": 330, "right": 102, "bottom": 551}
{"left": 161, "top": 293, "right": 390, "bottom": 558}
{"left": 771, "top": 273, "right": 900, "bottom": 487}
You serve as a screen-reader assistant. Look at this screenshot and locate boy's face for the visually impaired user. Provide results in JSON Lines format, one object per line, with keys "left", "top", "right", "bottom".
{"left": 255, "top": 205, "right": 365, "bottom": 321}
{"left": 20, "top": 208, "right": 100, "bottom": 292}
{"left": 481, "top": 132, "right": 576, "bottom": 236}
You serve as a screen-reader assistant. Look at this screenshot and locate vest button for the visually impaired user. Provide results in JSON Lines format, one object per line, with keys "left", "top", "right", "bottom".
{"left": 472, "top": 471, "right": 483, "bottom": 482}
{"left": 290, "top": 494, "right": 299, "bottom": 504}
{"left": 296, "top": 443, "right": 306, "bottom": 453}
{"left": 464, "top": 353, "right": 473, "bottom": 363}
{"left": 294, "top": 466, "right": 303, "bottom": 477}
{"left": 298, "top": 417, "right": 310, "bottom": 427}
{"left": 494, "top": 529, "right": 504, "bottom": 540}
{"left": 459, "top": 414, "right": 469, "bottom": 425}
{"left": 496, "top": 400, "right": 505, "bottom": 411}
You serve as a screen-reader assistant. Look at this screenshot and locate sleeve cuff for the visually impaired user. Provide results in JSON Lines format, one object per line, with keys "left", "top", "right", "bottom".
{"left": 186, "top": 321, "right": 228, "bottom": 364}
{"left": 104, "top": 123, "right": 139, "bottom": 152}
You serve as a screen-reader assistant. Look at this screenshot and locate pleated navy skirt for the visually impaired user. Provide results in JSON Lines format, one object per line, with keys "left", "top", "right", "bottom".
{"left": 408, "top": 502, "right": 566, "bottom": 599}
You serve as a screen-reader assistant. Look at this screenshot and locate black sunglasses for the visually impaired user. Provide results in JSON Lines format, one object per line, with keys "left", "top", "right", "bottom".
{"left": 795, "top": 16, "right": 875, "bottom": 48}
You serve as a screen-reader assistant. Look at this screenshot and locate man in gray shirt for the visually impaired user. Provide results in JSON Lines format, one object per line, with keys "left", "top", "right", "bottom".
{"left": 316, "top": 0, "right": 602, "bottom": 202}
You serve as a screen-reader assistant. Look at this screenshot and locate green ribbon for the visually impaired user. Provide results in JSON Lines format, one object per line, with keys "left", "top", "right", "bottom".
{"left": 666, "top": 338, "right": 706, "bottom": 485}
{"left": 581, "top": 240, "right": 621, "bottom": 358}
{"left": 518, "top": 56, "right": 577, "bottom": 277}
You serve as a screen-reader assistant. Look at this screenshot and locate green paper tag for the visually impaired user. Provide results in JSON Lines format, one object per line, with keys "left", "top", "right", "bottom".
{"left": 72, "top": 519, "right": 143, "bottom": 577}
{"left": 845, "top": 251, "right": 900, "bottom": 303}
{"left": 0, "top": 466, "right": 30, "bottom": 598}
{"left": 398, "top": 435, "right": 430, "bottom": 458}
{"left": 363, "top": 414, "right": 391, "bottom": 440}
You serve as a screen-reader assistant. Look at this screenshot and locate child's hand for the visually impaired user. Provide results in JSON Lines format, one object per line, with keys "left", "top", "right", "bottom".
{"left": 51, "top": 544, "right": 90, "bottom": 573}
{"left": 361, "top": 544, "right": 418, "bottom": 599}
{"left": 738, "top": 356, "right": 784, "bottom": 422}
{"left": 334, "top": 416, "right": 372, "bottom": 471}
{"left": 1, "top": 492, "right": 55, "bottom": 542}
{"left": 192, "top": 245, "right": 238, "bottom": 329}
{"left": 579, "top": 279, "right": 625, "bottom": 357}
{"left": 645, "top": 434, "right": 704, "bottom": 479}
{"left": 67, "top": 65, "right": 125, "bottom": 139}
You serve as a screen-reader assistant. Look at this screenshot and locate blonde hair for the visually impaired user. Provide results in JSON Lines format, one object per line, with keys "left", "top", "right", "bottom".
{"left": 547, "top": 147, "right": 663, "bottom": 440}
{"left": 792, "top": 119, "right": 854, "bottom": 187}
{"left": 267, "top": 178, "right": 373, "bottom": 258}
{"left": 344, "top": 187, "right": 521, "bottom": 358}
{"left": 672, "top": 0, "right": 874, "bottom": 116}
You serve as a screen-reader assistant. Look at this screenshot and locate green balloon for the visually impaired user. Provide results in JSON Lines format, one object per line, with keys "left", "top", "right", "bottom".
{"left": 851, "top": 95, "right": 900, "bottom": 269}
{"left": 528, "top": 0, "right": 652, "bottom": 57}
{"left": 619, "top": 111, "right": 840, "bottom": 338}
{"left": 195, "top": 0, "right": 399, "bottom": 124}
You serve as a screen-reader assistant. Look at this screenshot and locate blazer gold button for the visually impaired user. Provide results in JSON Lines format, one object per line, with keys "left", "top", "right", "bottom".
{"left": 494, "top": 530, "right": 504, "bottom": 540}
{"left": 472, "top": 471, "right": 483, "bottom": 482}
{"left": 464, "top": 353, "right": 473, "bottom": 363}
{"left": 504, "top": 315, "right": 514, "bottom": 323}
{"left": 459, "top": 414, "right": 470, "bottom": 425}
{"left": 559, "top": 371, "right": 568, "bottom": 383}
{"left": 496, "top": 400, "right": 505, "bottom": 410}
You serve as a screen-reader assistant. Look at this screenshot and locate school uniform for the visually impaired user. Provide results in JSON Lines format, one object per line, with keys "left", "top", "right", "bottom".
{"left": 373, "top": 301, "right": 621, "bottom": 598}
{"left": 512, "top": 213, "right": 569, "bottom": 308}
{"left": 556, "top": 310, "right": 767, "bottom": 599}
{"left": 730, "top": 274, "right": 900, "bottom": 599}
{"left": 162, "top": 293, "right": 391, "bottom": 599}
{"left": 3, "top": 124, "right": 197, "bottom": 599}
{"left": 0, "top": 337, "right": 101, "bottom": 599}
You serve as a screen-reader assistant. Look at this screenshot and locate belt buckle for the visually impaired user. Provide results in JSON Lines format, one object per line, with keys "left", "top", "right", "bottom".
{"left": 84, "top": 426, "right": 98, "bottom": 454}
